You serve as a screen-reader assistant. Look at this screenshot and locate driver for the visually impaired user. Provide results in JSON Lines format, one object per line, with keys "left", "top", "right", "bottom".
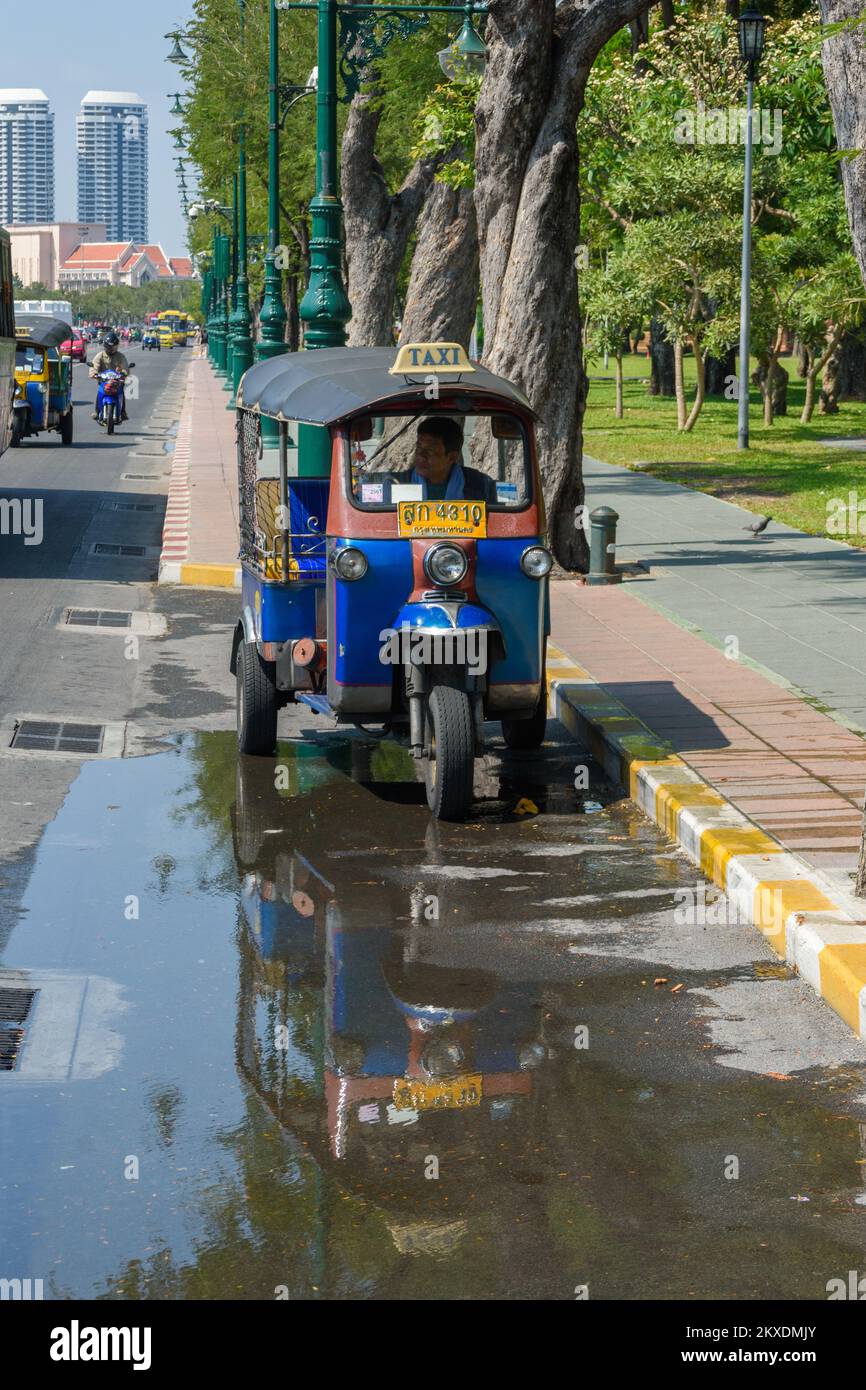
{"left": 398, "top": 418, "right": 496, "bottom": 502}
{"left": 90, "top": 331, "right": 130, "bottom": 420}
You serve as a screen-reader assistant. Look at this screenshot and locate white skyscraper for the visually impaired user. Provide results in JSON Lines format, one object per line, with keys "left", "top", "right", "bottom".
{"left": 76, "top": 91, "right": 148, "bottom": 242}
{"left": 0, "top": 89, "right": 55, "bottom": 224}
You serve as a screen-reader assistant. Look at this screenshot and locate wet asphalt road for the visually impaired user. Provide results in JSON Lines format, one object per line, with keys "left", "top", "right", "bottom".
{"left": 2, "top": 356, "right": 866, "bottom": 1300}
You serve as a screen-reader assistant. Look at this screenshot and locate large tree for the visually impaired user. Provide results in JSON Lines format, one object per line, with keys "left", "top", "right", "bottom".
{"left": 819, "top": 2, "right": 866, "bottom": 297}
{"left": 473, "top": 0, "right": 651, "bottom": 571}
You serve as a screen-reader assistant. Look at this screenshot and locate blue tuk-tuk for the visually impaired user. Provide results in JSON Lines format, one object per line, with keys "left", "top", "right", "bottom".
{"left": 232, "top": 342, "right": 552, "bottom": 820}
{"left": 12, "top": 313, "right": 75, "bottom": 446}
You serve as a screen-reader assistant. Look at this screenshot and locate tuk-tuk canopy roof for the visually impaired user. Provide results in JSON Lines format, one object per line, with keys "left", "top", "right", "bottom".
{"left": 237, "top": 347, "right": 537, "bottom": 425}
{"left": 15, "top": 313, "right": 74, "bottom": 348}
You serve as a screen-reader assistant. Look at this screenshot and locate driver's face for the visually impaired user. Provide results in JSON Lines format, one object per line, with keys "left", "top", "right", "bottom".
{"left": 414, "top": 432, "right": 459, "bottom": 485}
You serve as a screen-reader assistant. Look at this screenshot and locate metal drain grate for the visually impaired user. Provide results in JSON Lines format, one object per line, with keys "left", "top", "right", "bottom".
{"left": 111, "top": 502, "right": 155, "bottom": 513}
{"left": 11, "top": 720, "right": 105, "bottom": 753}
{"left": 121, "top": 473, "right": 160, "bottom": 481}
{"left": 0, "top": 988, "right": 36, "bottom": 1071}
{"left": 91, "top": 543, "right": 146, "bottom": 557}
{"left": 66, "top": 609, "right": 132, "bottom": 629}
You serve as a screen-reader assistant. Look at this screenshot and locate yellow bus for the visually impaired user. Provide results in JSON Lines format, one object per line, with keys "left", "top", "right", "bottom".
{"left": 157, "top": 310, "right": 190, "bottom": 347}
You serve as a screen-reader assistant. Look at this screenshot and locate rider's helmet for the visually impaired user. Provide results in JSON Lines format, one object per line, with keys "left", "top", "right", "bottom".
{"left": 104, "top": 331, "right": 119, "bottom": 349}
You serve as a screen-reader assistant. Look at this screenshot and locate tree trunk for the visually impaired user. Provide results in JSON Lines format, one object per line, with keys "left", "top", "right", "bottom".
{"left": 473, "top": 0, "right": 652, "bottom": 572}
{"left": 286, "top": 274, "right": 300, "bottom": 353}
{"left": 801, "top": 368, "right": 817, "bottom": 423}
{"left": 856, "top": 808, "right": 866, "bottom": 896}
{"left": 820, "top": 346, "right": 842, "bottom": 413}
{"left": 614, "top": 351, "right": 623, "bottom": 417}
{"left": 674, "top": 338, "right": 686, "bottom": 429}
{"left": 648, "top": 317, "right": 676, "bottom": 396}
{"left": 341, "top": 87, "right": 441, "bottom": 347}
{"left": 819, "top": 1, "right": 866, "bottom": 297}
{"left": 682, "top": 335, "right": 705, "bottom": 432}
{"left": 704, "top": 345, "right": 737, "bottom": 396}
{"left": 399, "top": 177, "right": 479, "bottom": 349}
{"left": 834, "top": 327, "right": 866, "bottom": 401}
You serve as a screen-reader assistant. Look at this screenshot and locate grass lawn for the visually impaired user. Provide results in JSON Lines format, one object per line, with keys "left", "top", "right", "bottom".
{"left": 582, "top": 357, "right": 866, "bottom": 545}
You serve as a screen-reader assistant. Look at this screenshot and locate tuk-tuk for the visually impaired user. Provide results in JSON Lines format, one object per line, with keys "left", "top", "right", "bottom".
{"left": 232, "top": 342, "right": 552, "bottom": 821}
{"left": 12, "top": 313, "right": 75, "bottom": 447}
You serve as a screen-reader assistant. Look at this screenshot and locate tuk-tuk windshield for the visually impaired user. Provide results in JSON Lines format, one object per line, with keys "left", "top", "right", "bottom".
{"left": 16, "top": 346, "right": 45, "bottom": 373}
{"left": 346, "top": 412, "right": 531, "bottom": 511}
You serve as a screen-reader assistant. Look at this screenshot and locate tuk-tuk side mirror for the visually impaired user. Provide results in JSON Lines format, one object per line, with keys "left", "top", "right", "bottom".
{"left": 350, "top": 416, "right": 373, "bottom": 442}
{"left": 491, "top": 413, "right": 522, "bottom": 440}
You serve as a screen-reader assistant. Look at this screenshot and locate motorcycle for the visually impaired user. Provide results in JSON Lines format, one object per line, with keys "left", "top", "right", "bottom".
{"left": 95, "top": 365, "right": 133, "bottom": 435}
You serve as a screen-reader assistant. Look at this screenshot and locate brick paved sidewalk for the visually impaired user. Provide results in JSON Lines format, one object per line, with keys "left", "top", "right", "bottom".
{"left": 158, "top": 358, "right": 239, "bottom": 585}
{"left": 551, "top": 581, "right": 866, "bottom": 895}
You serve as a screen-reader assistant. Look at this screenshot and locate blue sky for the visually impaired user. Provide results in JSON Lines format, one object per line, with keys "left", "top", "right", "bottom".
{"left": 1, "top": 1, "right": 193, "bottom": 255}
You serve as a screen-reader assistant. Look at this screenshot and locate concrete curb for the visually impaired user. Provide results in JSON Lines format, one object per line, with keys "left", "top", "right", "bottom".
{"left": 547, "top": 641, "right": 866, "bottom": 1040}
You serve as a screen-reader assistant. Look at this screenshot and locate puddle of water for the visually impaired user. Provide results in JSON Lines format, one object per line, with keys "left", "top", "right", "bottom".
{"left": 1, "top": 732, "right": 865, "bottom": 1300}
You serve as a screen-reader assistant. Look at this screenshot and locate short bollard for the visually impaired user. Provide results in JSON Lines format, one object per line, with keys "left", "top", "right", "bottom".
{"left": 587, "top": 505, "right": 622, "bottom": 585}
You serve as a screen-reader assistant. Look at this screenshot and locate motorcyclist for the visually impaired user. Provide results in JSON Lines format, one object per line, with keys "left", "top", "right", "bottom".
{"left": 90, "top": 332, "right": 130, "bottom": 421}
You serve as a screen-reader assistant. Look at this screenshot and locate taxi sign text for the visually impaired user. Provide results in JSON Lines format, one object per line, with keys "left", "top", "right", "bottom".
{"left": 390, "top": 341, "right": 475, "bottom": 375}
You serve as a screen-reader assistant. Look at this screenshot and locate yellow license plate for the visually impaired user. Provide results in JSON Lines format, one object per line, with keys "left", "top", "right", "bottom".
{"left": 398, "top": 500, "right": 487, "bottom": 539}
{"left": 393, "top": 1074, "right": 483, "bottom": 1112}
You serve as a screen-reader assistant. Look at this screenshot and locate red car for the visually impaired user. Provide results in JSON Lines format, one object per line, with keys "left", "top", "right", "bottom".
{"left": 60, "top": 330, "right": 87, "bottom": 363}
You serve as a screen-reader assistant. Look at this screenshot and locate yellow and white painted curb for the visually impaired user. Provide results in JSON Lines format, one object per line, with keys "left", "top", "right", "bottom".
{"left": 547, "top": 641, "right": 866, "bottom": 1040}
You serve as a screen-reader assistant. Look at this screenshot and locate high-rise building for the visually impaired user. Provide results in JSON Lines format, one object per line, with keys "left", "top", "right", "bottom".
{"left": 0, "top": 89, "right": 55, "bottom": 224}
{"left": 76, "top": 91, "right": 148, "bottom": 242}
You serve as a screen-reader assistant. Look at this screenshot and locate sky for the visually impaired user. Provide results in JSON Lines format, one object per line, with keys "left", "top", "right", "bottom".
{"left": 1, "top": 0, "right": 193, "bottom": 255}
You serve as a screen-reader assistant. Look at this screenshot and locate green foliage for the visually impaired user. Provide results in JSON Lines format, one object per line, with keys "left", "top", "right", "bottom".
{"left": 411, "top": 75, "right": 483, "bottom": 188}
{"left": 580, "top": 7, "right": 861, "bottom": 411}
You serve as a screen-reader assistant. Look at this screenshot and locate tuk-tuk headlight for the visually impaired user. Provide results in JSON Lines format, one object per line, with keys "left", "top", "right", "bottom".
{"left": 520, "top": 546, "right": 553, "bottom": 579}
{"left": 424, "top": 544, "right": 468, "bottom": 587}
{"left": 333, "top": 546, "right": 368, "bottom": 581}
{"left": 422, "top": 1039, "right": 465, "bottom": 1078}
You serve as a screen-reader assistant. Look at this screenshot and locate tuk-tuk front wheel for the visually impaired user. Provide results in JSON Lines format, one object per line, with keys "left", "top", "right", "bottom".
{"left": 236, "top": 641, "right": 278, "bottom": 756}
{"left": 423, "top": 684, "right": 474, "bottom": 821}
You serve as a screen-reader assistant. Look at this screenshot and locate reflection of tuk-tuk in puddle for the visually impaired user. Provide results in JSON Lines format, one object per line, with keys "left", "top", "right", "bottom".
{"left": 232, "top": 342, "right": 552, "bottom": 820}
{"left": 12, "top": 313, "right": 75, "bottom": 447}
{"left": 231, "top": 760, "right": 550, "bottom": 1252}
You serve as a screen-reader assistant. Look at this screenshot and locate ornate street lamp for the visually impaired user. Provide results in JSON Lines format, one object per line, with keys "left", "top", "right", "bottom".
{"left": 275, "top": 0, "right": 488, "bottom": 362}
{"left": 168, "top": 93, "right": 185, "bottom": 116}
{"left": 438, "top": 9, "right": 487, "bottom": 81}
{"left": 735, "top": 9, "right": 767, "bottom": 451}
{"left": 165, "top": 32, "right": 190, "bottom": 63}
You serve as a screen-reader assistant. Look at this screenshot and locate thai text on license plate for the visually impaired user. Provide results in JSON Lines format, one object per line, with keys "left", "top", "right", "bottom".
{"left": 392, "top": 1075, "right": 483, "bottom": 1111}
{"left": 398, "top": 501, "right": 487, "bottom": 538}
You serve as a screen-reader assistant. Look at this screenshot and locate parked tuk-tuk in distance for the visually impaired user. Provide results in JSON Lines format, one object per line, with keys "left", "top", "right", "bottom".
{"left": 12, "top": 313, "right": 75, "bottom": 447}
{"left": 231, "top": 341, "right": 552, "bottom": 822}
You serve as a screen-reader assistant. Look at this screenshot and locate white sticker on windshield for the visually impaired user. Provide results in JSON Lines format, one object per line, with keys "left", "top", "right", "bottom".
{"left": 361, "top": 482, "right": 384, "bottom": 503}
{"left": 496, "top": 482, "right": 519, "bottom": 503}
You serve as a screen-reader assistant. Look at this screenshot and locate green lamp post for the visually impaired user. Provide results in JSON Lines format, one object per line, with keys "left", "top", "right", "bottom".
{"left": 227, "top": 0, "right": 255, "bottom": 407}
{"left": 224, "top": 174, "right": 239, "bottom": 389}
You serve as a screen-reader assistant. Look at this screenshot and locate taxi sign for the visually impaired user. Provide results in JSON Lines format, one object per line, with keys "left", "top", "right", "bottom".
{"left": 390, "top": 341, "right": 475, "bottom": 375}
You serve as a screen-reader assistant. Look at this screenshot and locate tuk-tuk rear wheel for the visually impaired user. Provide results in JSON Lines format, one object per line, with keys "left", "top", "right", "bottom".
{"left": 236, "top": 641, "right": 278, "bottom": 755}
{"left": 423, "top": 684, "right": 474, "bottom": 821}
{"left": 60, "top": 409, "right": 73, "bottom": 446}
{"left": 10, "top": 414, "right": 24, "bottom": 447}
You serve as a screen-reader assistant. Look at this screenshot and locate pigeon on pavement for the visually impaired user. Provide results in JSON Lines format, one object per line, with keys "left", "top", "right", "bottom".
{"left": 743, "top": 514, "right": 772, "bottom": 535}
